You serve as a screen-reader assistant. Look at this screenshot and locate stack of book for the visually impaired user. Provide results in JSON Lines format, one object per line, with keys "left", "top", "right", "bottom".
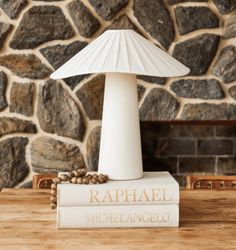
{"left": 57, "top": 171, "right": 179, "bottom": 228}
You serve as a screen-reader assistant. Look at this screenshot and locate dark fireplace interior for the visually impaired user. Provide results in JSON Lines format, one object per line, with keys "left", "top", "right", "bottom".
{"left": 141, "top": 122, "right": 236, "bottom": 187}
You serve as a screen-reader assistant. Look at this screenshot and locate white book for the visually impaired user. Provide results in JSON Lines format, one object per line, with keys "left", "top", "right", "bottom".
{"left": 58, "top": 172, "right": 179, "bottom": 206}
{"left": 57, "top": 204, "right": 179, "bottom": 228}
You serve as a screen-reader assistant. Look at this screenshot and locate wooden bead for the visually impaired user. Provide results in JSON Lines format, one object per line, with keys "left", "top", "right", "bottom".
{"left": 50, "top": 202, "right": 57, "bottom": 209}
{"left": 99, "top": 174, "right": 109, "bottom": 181}
{"left": 77, "top": 170, "right": 83, "bottom": 177}
{"left": 83, "top": 177, "right": 89, "bottom": 184}
{"left": 67, "top": 172, "right": 74, "bottom": 179}
{"left": 60, "top": 174, "right": 68, "bottom": 182}
{"left": 50, "top": 189, "right": 57, "bottom": 195}
{"left": 50, "top": 170, "right": 109, "bottom": 209}
{"left": 72, "top": 170, "right": 77, "bottom": 176}
{"left": 87, "top": 174, "right": 93, "bottom": 180}
{"left": 53, "top": 177, "right": 61, "bottom": 184}
{"left": 104, "top": 174, "right": 109, "bottom": 181}
{"left": 92, "top": 174, "right": 98, "bottom": 179}
{"left": 79, "top": 168, "right": 87, "bottom": 176}
{"left": 72, "top": 170, "right": 81, "bottom": 177}
{"left": 71, "top": 177, "right": 77, "bottom": 184}
{"left": 51, "top": 183, "right": 57, "bottom": 190}
{"left": 77, "top": 177, "right": 83, "bottom": 184}
{"left": 98, "top": 176, "right": 106, "bottom": 184}
{"left": 91, "top": 178, "right": 98, "bottom": 184}
{"left": 50, "top": 196, "right": 57, "bottom": 203}
{"left": 69, "top": 178, "right": 73, "bottom": 183}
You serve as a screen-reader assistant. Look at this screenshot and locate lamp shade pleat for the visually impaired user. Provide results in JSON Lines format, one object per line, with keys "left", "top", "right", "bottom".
{"left": 50, "top": 30, "right": 190, "bottom": 79}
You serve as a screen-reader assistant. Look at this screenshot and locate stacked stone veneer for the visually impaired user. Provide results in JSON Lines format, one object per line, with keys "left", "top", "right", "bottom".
{"left": 0, "top": 0, "right": 236, "bottom": 188}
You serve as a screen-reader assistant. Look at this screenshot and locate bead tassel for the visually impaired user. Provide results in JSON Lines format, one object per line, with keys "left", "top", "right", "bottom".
{"left": 50, "top": 168, "right": 109, "bottom": 209}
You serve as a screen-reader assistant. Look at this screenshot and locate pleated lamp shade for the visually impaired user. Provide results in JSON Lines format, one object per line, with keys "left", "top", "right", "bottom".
{"left": 50, "top": 29, "right": 189, "bottom": 79}
{"left": 50, "top": 30, "right": 190, "bottom": 180}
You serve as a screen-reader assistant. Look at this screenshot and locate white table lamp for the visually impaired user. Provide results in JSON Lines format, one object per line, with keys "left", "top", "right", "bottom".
{"left": 51, "top": 30, "right": 190, "bottom": 180}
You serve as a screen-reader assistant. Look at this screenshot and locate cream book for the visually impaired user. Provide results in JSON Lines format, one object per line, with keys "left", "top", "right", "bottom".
{"left": 57, "top": 204, "right": 179, "bottom": 228}
{"left": 57, "top": 172, "right": 179, "bottom": 206}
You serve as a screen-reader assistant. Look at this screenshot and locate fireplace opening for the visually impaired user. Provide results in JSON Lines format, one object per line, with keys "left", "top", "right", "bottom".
{"left": 141, "top": 122, "right": 236, "bottom": 187}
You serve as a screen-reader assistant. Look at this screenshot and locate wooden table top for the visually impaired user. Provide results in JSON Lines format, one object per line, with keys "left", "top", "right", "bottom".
{"left": 0, "top": 189, "right": 236, "bottom": 250}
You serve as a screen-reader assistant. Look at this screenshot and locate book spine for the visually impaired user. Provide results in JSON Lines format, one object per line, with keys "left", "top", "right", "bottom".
{"left": 58, "top": 184, "right": 179, "bottom": 206}
{"left": 57, "top": 204, "right": 179, "bottom": 228}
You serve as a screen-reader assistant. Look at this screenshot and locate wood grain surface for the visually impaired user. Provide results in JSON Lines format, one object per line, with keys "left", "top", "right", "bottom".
{"left": 0, "top": 189, "right": 236, "bottom": 250}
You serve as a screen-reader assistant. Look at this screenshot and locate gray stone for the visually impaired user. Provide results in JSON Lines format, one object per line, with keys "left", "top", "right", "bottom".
{"left": 217, "top": 157, "right": 236, "bottom": 174}
{"left": 86, "top": 126, "right": 101, "bottom": 171}
{"left": 170, "top": 124, "right": 214, "bottom": 137}
{"left": 0, "top": 22, "right": 12, "bottom": 50}
{"left": 33, "top": 0, "right": 63, "bottom": 1}
{"left": 37, "top": 80, "right": 85, "bottom": 141}
{"left": 229, "top": 85, "right": 236, "bottom": 100}
{"left": 137, "top": 84, "right": 145, "bottom": 102}
{"left": 0, "top": 0, "right": 28, "bottom": 19}
{"left": 88, "top": 0, "right": 128, "bottom": 20}
{"left": 76, "top": 75, "right": 105, "bottom": 120}
{"left": 63, "top": 76, "right": 90, "bottom": 91}
{"left": 0, "top": 117, "right": 37, "bottom": 137}
{"left": 0, "top": 54, "right": 52, "bottom": 79}
{"left": 31, "top": 136, "right": 85, "bottom": 173}
{"left": 77, "top": 75, "right": 146, "bottom": 120}
{"left": 140, "top": 123, "right": 215, "bottom": 140}
{"left": 213, "top": 0, "right": 236, "bottom": 14}
{"left": 212, "top": 45, "right": 236, "bottom": 83}
{"left": 175, "top": 7, "right": 219, "bottom": 35}
{"left": 63, "top": 74, "right": 89, "bottom": 90}
{"left": 40, "top": 41, "right": 89, "bottom": 90}
{"left": 223, "top": 11, "right": 236, "bottom": 39}
{"left": 10, "top": 82, "right": 35, "bottom": 116}
{"left": 106, "top": 14, "right": 139, "bottom": 31}
{"left": 40, "top": 41, "right": 87, "bottom": 70}
{"left": 173, "top": 34, "right": 220, "bottom": 76}
{"left": 216, "top": 125, "right": 236, "bottom": 137}
{"left": 170, "top": 79, "right": 225, "bottom": 99}
{"left": 137, "top": 75, "right": 166, "bottom": 85}
{"left": 9, "top": 6, "right": 74, "bottom": 49}
{"left": 156, "top": 139, "right": 195, "bottom": 156}
{"left": 140, "top": 88, "right": 180, "bottom": 121}
{"left": 167, "top": 0, "right": 206, "bottom": 4}
{"left": 173, "top": 175, "right": 186, "bottom": 187}
{"left": 0, "top": 71, "right": 7, "bottom": 111}
{"left": 67, "top": 0, "right": 100, "bottom": 38}
{"left": 0, "top": 137, "right": 29, "bottom": 188}
{"left": 140, "top": 123, "right": 161, "bottom": 156}
{"left": 19, "top": 181, "right": 32, "bottom": 188}
{"left": 180, "top": 103, "right": 236, "bottom": 120}
{"left": 179, "top": 157, "right": 215, "bottom": 174}
{"left": 142, "top": 156, "right": 177, "bottom": 174}
{"left": 133, "top": 0, "right": 175, "bottom": 50}
{"left": 198, "top": 139, "right": 233, "bottom": 155}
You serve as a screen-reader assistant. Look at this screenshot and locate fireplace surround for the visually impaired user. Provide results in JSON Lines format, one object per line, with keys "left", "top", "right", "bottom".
{"left": 141, "top": 122, "right": 236, "bottom": 186}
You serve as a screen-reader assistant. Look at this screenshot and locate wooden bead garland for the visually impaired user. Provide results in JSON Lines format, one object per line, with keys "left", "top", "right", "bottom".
{"left": 50, "top": 168, "right": 109, "bottom": 209}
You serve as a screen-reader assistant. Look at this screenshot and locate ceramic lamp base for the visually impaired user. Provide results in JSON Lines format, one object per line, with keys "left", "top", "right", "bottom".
{"left": 98, "top": 73, "right": 143, "bottom": 180}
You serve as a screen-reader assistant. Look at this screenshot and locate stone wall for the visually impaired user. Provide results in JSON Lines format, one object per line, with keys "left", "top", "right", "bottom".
{"left": 0, "top": 0, "right": 236, "bottom": 188}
